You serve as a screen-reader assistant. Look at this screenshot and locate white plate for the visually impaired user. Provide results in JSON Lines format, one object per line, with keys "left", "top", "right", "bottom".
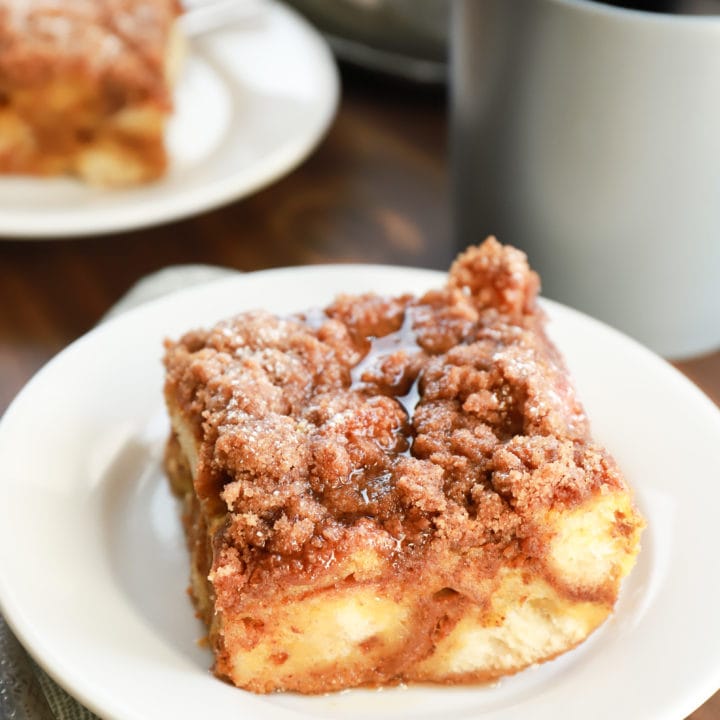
{"left": 1, "top": 265, "right": 720, "bottom": 720}
{"left": 0, "top": 1, "right": 338, "bottom": 239}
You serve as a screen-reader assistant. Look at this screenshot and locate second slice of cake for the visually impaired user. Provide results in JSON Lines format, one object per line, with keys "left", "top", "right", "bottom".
{"left": 163, "top": 238, "right": 644, "bottom": 694}
{"left": 0, "top": 0, "right": 182, "bottom": 185}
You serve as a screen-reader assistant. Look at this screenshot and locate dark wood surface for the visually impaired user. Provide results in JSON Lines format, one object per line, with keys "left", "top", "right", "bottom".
{"left": 0, "top": 66, "right": 717, "bottom": 718}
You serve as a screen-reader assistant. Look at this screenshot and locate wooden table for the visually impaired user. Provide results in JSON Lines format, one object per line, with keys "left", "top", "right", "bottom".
{"left": 0, "top": 66, "right": 718, "bottom": 718}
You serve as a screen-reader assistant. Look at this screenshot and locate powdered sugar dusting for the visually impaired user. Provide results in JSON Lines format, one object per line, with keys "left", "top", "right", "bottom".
{"left": 0, "top": 0, "right": 180, "bottom": 95}
{"left": 164, "top": 240, "right": 621, "bottom": 590}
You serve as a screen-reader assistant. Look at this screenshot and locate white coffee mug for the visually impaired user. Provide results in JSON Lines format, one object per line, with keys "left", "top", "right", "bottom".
{"left": 452, "top": 0, "right": 720, "bottom": 358}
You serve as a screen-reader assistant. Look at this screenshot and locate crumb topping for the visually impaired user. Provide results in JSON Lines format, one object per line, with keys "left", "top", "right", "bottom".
{"left": 164, "top": 238, "right": 625, "bottom": 610}
{"left": 0, "top": 0, "right": 180, "bottom": 104}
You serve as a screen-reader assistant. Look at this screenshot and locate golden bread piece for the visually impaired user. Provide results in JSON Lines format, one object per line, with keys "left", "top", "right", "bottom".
{"left": 0, "top": 0, "right": 182, "bottom": 185}
{"left": 163, "top": 238, "right": 644, "bottom": 694}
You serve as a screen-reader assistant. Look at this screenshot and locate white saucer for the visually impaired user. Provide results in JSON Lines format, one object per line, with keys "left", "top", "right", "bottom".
{"left": 1, "top": 265, "right": 719, "bottom": 719}
{"left": 0, "top": 1, "right": 339, "bottom": 239}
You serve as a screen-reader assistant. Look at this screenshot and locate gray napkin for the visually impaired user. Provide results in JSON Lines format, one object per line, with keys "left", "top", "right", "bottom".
{"left": 0, "top": 264, "right": 239, "bottom": 720}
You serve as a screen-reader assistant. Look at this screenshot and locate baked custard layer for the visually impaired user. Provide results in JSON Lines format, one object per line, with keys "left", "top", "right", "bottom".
{"left": 163, "top": 238, "right": 644, "bottom": 694}
{"left": 0, "top": 0, "right": 182, "bottom": 185}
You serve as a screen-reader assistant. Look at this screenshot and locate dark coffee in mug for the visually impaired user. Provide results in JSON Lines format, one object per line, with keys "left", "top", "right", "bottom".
{"left": 600, "top": 0, "right": 718, "bottom": 11}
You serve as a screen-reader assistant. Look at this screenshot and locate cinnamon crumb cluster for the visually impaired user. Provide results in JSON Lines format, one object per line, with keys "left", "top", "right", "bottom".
{"left": 164, "top": 239, "right": 625, "bottom": 614}
{"left": 0, "top": 0, "right": 179, "bottom": 106}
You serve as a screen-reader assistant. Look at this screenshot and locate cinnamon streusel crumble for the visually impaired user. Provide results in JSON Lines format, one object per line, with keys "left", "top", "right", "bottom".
{"left": 0, "top": 0, "right": 182, "bottom": 185}
{"left": 163, "top": 238, "right": 644, "bottom": 694}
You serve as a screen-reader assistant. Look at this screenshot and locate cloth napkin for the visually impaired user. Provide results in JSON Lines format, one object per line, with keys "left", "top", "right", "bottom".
{"left": 0, "top": 265, "right": 239, "bottom": 720}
